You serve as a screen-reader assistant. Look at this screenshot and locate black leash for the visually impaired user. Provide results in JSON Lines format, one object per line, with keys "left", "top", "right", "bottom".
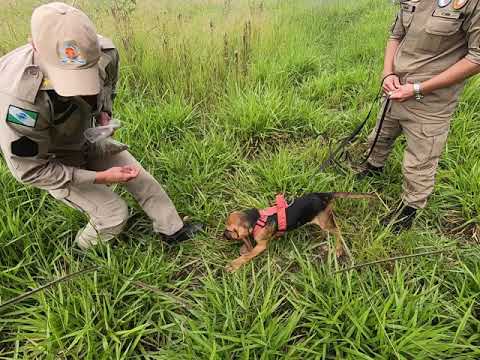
{"left": 319, "top": 75, "right": 394, "bottom": 171}
{"left": 359, "top": 96, "right": 390, "bottom": 166}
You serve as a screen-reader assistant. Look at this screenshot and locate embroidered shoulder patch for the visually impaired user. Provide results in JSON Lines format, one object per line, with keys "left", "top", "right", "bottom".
{"left": 6, "top": 105, "right": 39, "bottom": 128}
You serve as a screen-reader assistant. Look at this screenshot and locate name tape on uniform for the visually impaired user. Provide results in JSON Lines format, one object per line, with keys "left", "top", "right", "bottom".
{"left": 6, "top": 105, "right": 39, "bottom": 128}
{"left": 433, "top": 8, "right": 463, "bottom": 18}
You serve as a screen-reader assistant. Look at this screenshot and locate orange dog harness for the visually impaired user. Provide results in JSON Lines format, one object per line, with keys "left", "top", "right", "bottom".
{"left": 253, "top": 194, "right": 289, "bottom": 238}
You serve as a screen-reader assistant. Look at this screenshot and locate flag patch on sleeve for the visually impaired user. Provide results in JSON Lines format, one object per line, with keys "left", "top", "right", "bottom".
{"left": 6, "top": 105, "right": 39, "bottom": 128}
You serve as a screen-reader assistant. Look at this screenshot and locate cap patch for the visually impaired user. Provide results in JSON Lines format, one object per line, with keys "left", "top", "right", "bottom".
{"left": 59, "top": 41, "right": 86, "bottom": 65}
{"left": 453, "top": 0, "right": 469, "bottom": 9}
{"left": 437, "top": 0, "right": 452, "bottom": 7}
{"left": 6, "top": 105, "right": 39, "bottom": 128}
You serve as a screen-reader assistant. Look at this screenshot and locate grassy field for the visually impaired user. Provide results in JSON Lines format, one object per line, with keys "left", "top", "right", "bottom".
{"left": 1, "top": 0, "right": 480, "bottom": 358}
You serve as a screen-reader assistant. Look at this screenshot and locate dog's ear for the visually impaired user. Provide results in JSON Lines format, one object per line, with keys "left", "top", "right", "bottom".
{"left": 243, "top": 208, "right": 260, "bottom": 231}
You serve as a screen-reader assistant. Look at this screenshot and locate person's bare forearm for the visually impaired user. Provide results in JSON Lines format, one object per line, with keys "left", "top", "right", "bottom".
{"left": 383, "top": 39, "right": 400, "bottom": 76}
{"left": 421, "top": 58, "right": 480, "bottom": 95}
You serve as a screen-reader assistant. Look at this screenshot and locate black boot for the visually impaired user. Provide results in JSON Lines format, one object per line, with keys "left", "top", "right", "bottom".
{"left": 381, "top": 205, "right": 417, "bottom": 233}
{"left": 356, "top": 163, "right": 384, "bottom": 180}
{"left": 164, "top": 222, "right": 203, "bottom": 243}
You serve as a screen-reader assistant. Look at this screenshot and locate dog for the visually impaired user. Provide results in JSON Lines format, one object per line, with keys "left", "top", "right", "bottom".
{"left": 223, "top": 192, "right": 375, "bottom": 272}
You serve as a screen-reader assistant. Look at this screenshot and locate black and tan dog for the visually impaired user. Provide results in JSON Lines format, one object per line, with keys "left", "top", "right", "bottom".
{"left": 223, "top": 192, "right": 375, "bottom": 272}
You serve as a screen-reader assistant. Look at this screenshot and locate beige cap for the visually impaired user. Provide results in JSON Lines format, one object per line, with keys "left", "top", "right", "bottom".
{"left": 31, "top": 2, "right": 101, "bottom": 97}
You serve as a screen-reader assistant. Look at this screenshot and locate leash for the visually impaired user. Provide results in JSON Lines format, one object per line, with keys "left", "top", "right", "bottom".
{"left": 0, "top": 266, "right": 100, "bottom": 312}
{"left": 0, "top": 264, "right": 191, "bottom": 313}
{"left": 358, "top": 96, "right": 391, "bottom": 167}
{"left": 248, "top": 73, "right": 396, "bottom": 246}
{"left": 319, "top": 74, "right": 394, "bottom": 171}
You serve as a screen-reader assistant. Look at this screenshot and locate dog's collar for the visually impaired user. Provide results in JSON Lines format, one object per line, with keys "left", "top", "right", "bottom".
{"left": 252, "top": 194, "right": 288, "bottom": 238}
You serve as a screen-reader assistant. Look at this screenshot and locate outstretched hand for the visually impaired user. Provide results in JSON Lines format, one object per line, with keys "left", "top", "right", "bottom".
{"left": 95, "top": 166, "right": 140, "bottom": 184}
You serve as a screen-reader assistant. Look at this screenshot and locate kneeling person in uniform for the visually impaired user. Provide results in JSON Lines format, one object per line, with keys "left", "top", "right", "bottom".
{"left": 0, "top": 2, "right": 201, "bottom": 249}
{"left": 359, "top": 0, "right": 480, "bottom": 231}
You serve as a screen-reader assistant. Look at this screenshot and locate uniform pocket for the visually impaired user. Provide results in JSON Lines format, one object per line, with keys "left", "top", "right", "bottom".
{"left": 426, "top": 17, "right": 462, "bottom": 36}
{"left": 417, "top": 16, "right": 463, "bottom": 52}
{"left": 421, "top": 122, "right": 450, "bottom": 137}
{"left": 50, "top": 185, "right": 99, "bottom": 214}
{"left": 421, "top": 123, "right": 450, "bottom": 160}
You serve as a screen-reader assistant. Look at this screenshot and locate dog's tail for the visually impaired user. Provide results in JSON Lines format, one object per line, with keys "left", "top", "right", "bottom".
{"left": 331, "top": 192, "right": 377, "bottom": 200}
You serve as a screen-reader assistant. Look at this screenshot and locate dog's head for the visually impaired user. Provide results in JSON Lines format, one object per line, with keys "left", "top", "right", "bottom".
{"left": 223, "top": 209, "right": 260, "bottom": 242}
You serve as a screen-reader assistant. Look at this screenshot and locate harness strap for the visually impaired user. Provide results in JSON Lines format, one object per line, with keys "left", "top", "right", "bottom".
{"left": 275, "top": 194, "right": 288, "bottom": 234}
{"left": 253, "top": 194, "right": 289, "bottom": 238}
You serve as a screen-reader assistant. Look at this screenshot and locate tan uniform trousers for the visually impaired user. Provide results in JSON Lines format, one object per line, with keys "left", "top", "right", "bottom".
{"left": 367, "top": 101, "right": 449, "bottom": 209}
{"left": 53, "top": 151, "right": 183, "bottom": 249}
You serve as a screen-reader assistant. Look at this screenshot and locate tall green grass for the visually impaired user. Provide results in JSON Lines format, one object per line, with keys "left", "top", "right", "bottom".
{"left": 1, "top": 0, "right": 479, "bottom": 358}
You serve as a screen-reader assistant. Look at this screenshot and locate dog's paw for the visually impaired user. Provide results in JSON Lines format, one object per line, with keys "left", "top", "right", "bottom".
{"left": 336, "top": 248, "right": 350, "bottom": 265}
{"left": 314, "top": 243, "right": 330, "bottom": 262}
{"left": 335, "top": 245, "right": 346, "bottom": 258}
{"left": 226, "top": 259, "right": 243, "bottom": 273}
{"left": 226, "top": 263, "right": 239, "bottom": 273}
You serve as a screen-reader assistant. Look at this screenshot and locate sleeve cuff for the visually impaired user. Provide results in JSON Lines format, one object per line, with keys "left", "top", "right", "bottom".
{"left": 72, "top": 168, "right": 97, "bottom": 185}
{"left": 389, "top": 35, "right": 404, "bottom": 41}
{"left": 465, "top": 53, "right": 480, "bottom": 65}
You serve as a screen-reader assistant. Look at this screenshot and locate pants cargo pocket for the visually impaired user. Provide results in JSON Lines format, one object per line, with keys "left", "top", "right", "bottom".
{"left": 402, "top": 121, "right": 450, "bottom": 172}
{"left": 421, "top": 123, "right": 450, "bottom": 162}
{"left": 50, "top": 185, "right": 98, "bottom": 214}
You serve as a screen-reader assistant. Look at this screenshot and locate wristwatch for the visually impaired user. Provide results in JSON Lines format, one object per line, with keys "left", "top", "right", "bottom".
{"left": 413, "top": 82, "right": 424, "bottom": 101}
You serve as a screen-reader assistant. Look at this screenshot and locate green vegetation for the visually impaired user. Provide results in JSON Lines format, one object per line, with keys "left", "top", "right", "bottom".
{"left": 1, "top": 0, "right": 479, "bottom": 358}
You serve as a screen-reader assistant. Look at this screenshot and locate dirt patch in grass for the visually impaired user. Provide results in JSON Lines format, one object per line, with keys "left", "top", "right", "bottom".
{"left": 440, "top": 212, "right": 479, "bottom": 245}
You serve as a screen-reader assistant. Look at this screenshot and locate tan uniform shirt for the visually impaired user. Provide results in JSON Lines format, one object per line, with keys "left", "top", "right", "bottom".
{"left": 0, "top": 36, "right": 122, "bottom": 194}
{"left": 390, "top": 0, "right": 480, "bottom": 119}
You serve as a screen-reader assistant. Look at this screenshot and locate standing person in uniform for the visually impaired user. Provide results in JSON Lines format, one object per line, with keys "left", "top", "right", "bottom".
{"left": 358, "top": 0, "right": 480, "bottom": 231}
{"left": 0, "top": 2, "right": 202, "bottom": 250}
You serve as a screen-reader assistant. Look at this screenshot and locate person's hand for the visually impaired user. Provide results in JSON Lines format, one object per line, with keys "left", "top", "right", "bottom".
{"left": 382, "top": 74, "right": 401, "bottom": 95}
{"left": 95, "top": 166, "right": 140, "bottom": 184}
{"left": 389, "top": 83, "right": 415, "bottom": 102}
{"left": 96, "top": 111, "right": 111, "bottom": 126}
